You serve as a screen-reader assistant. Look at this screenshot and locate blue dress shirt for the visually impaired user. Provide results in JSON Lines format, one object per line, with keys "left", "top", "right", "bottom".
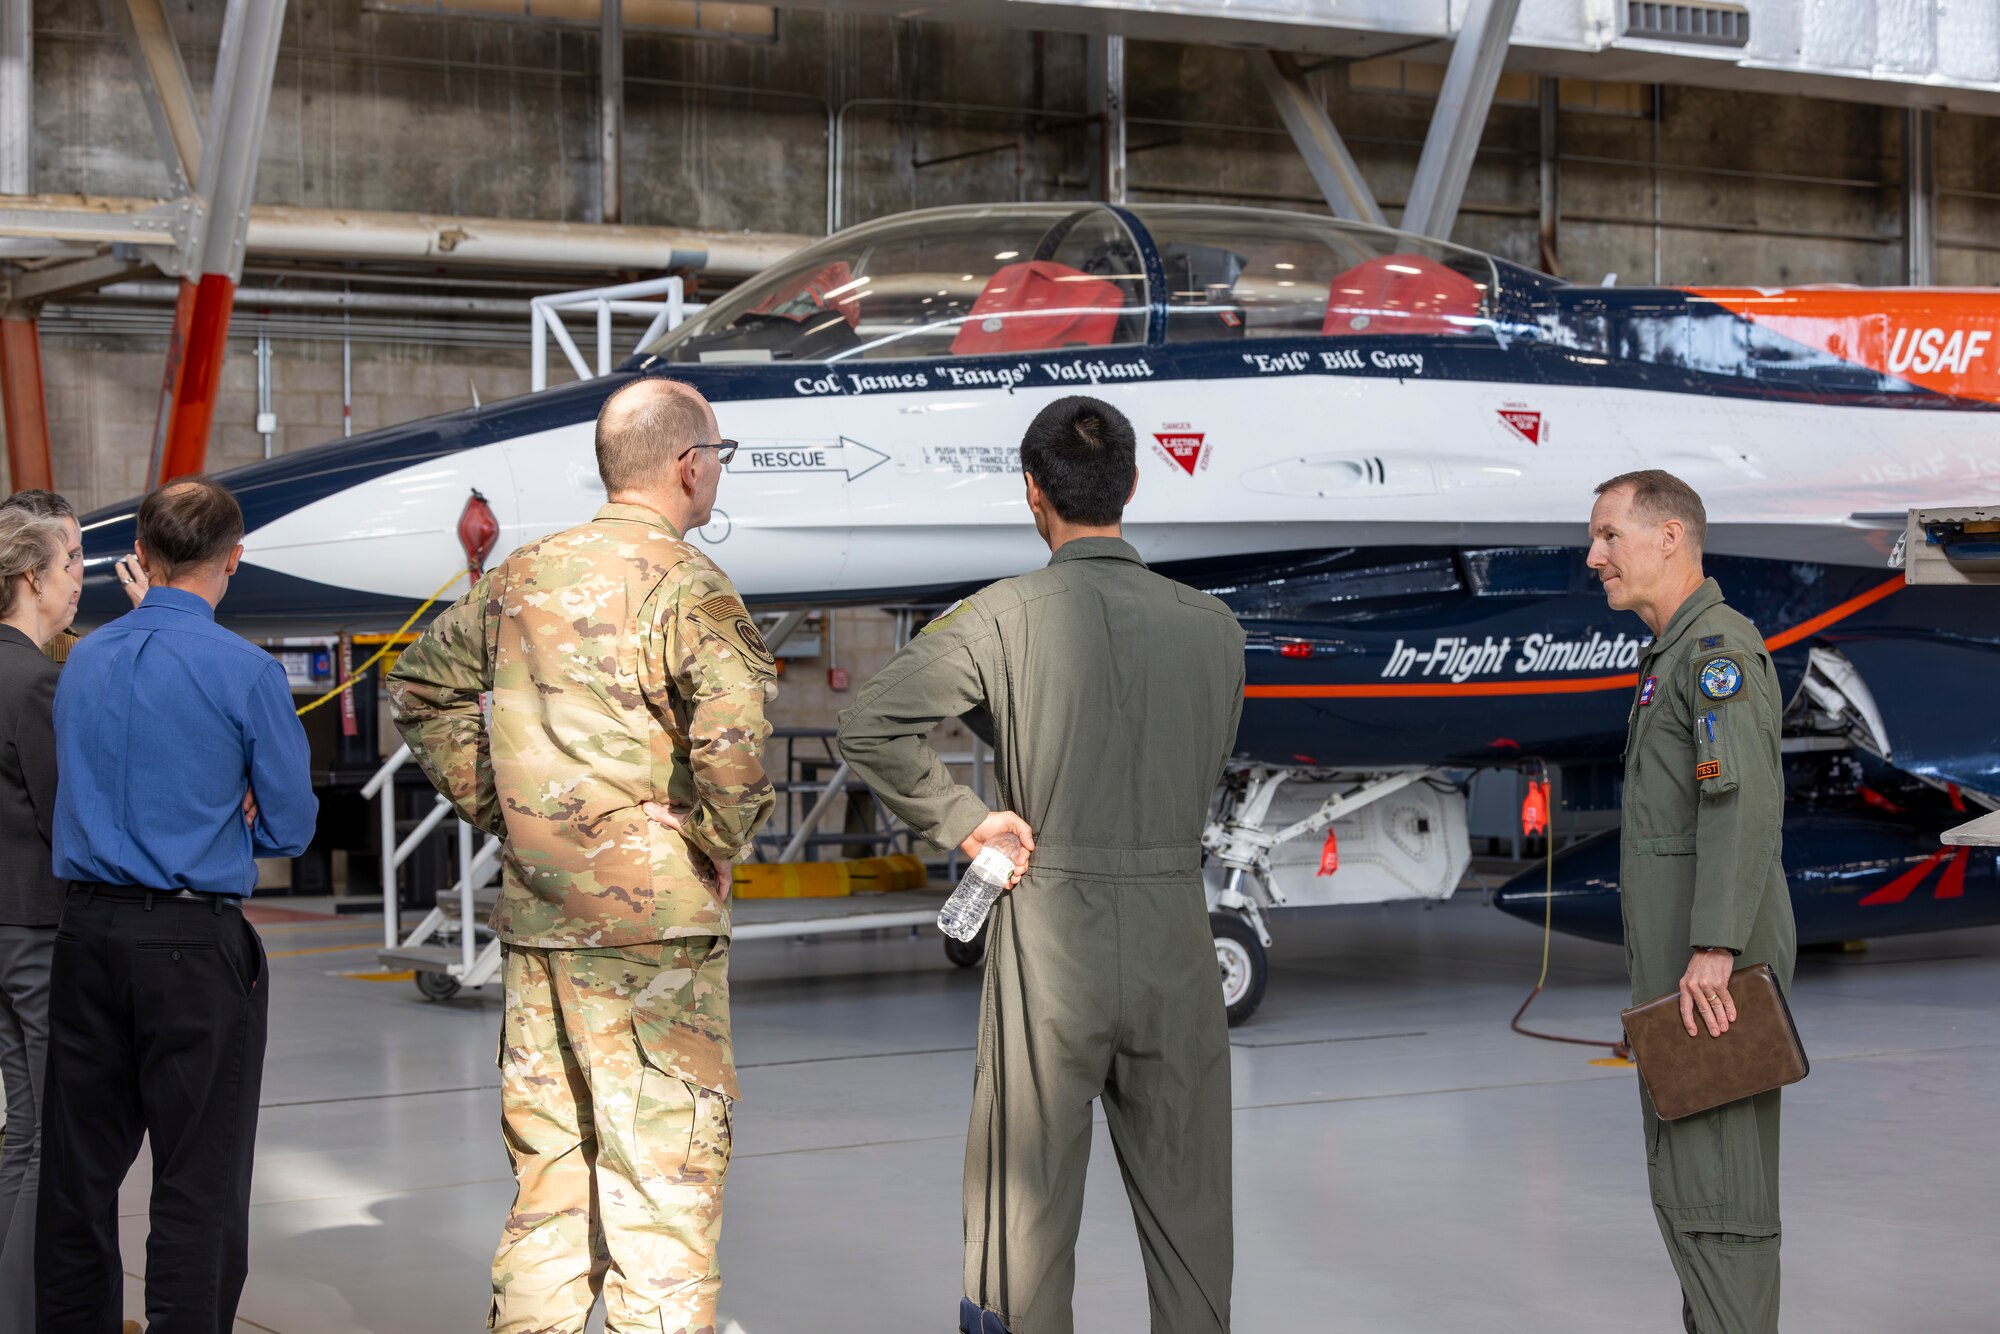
{"left": 53, "top": 587, "right": 318, "bottom": 895}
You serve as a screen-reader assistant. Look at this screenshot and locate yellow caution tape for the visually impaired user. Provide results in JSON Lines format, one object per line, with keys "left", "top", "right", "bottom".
{"left": 294, "top": 570, "right": 468, "bottom": 717}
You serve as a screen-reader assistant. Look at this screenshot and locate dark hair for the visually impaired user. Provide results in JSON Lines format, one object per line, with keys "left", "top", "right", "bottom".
{"left": 136, "top": 477, "right": 245, "bottom": 580}
{"left": 1595, "top": 468, "right": 1708, "bottom": 554}
{"left": 595, "top": 378, "right": 713, "bottom": 492}
{"left": 1, "top": 489, "right": 76, "bottom": 521}
{"left": 1019, "top": 396, "right": 1136, "bottom": 527}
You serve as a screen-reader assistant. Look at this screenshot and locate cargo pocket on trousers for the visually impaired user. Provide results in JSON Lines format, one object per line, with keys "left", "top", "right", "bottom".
{"left": 963, "top": 928, "right": 1002, "bottom": 1251}
{"left": 627, "top": 1050, "right": 735, "bottom": 1188}
{"left": 963, "top": 1058, "right": 993, "bottom": 1248}
{"left": 1686, "top": 1226, "right": 1780, "bottom": 1250}
{"left": 1648, "top": 1107, "right": 1729, "bottom": 1215}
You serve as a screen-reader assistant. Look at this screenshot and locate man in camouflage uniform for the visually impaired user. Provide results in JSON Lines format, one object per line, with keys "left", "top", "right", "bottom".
{"left": 389, "top": 378, "right": 776, "bottom": 1334}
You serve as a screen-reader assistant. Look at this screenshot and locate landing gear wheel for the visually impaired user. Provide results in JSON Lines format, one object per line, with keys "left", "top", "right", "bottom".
{"left": 415, "top": 970, "right": 462, "bottom": 1002}
{"left": 1211, "top": 912, "right": 1267, "bottom": 1027}
{"left": 943, "top": 924, "right": 988, "bottom": 969}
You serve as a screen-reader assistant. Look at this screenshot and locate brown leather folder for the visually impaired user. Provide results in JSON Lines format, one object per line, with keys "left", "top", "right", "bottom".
{"left": 1620, "top": 963, "right": 1808, "bottom": 1120}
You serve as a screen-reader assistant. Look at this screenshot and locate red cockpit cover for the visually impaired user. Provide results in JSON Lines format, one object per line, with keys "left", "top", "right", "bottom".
{"left": 950, "top": 261, "right": 1126, "bottom": 355}
{"left": 1323, "top": 255, "right": 1485, "bottom": 336}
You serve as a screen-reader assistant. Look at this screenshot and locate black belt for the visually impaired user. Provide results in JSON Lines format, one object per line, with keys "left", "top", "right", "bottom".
{"left": 71, "top": 882, "right": 243, "bottom": 911}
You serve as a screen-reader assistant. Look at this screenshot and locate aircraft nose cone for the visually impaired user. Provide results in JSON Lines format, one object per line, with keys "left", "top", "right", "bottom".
{"left": 1493, "top": 830, "right": 1627, "bottom": 946}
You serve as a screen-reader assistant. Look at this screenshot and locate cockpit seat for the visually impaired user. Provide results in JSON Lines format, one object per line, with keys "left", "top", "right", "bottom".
{"left": 1322, "top": 254, "right": 1485, "bottom": 336}
{"left": 950, "top": 261, "right": 1127, "bottom": 355}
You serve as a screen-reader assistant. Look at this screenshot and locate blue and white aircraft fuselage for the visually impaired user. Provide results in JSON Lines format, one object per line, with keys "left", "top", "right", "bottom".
{"left": 71, "top": 203, "right": 2000, "bottom": 1008}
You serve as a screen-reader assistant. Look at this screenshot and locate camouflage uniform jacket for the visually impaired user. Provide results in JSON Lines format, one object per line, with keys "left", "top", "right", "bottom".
{"left": 387, "top": 502, "right": 777, "bottom": 948}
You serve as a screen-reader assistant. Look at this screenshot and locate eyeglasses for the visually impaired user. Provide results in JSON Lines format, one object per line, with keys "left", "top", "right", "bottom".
{"left": 686, "top": 440, "right": 739, "bottom": 466}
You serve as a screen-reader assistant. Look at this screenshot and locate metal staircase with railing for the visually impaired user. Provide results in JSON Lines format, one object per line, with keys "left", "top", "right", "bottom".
{"left": 366, "top": 745, "right": 503, "bottom": 1000}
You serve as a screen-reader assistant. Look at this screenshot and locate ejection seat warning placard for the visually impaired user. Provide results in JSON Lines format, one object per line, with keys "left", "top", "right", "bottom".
{"left": 920, "top": 444, "right": 1015, "bottom": 475}
{"left": 730, "top": 437, "right": 889, "bottom": 481}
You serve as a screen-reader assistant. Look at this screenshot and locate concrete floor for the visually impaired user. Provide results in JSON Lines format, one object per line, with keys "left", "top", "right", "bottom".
{"left": 96, "top": 893, "right": 1998, "bottom": 1334}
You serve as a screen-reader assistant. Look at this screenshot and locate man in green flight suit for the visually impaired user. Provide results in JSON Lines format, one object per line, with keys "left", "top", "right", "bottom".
{"left": 837, "top": 396, "right": 1245, "bottom": 1334}
{"left": 1589, "top": 469, "right": 1796, "bottom": 1334}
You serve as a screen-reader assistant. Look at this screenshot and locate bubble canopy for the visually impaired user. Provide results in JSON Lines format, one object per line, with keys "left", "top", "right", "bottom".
{"left": 642, "top": 204, "right": 1504, "bottom": 366}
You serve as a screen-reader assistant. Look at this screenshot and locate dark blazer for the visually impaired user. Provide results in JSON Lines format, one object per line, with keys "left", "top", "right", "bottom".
{"left": 0, "top": 622, "right": 63, "bottom": 925}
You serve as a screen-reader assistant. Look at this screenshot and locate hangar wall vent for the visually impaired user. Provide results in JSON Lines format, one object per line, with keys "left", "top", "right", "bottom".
{"left": 1624, "top": 2, "right": 1749, "bottom": 49}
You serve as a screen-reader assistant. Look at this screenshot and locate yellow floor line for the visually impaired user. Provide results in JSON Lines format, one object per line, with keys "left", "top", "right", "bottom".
{"left": 266, "top": 941, "right": 382, "bottom": 958}
{"left": 252, "top": 919, "right": 383, "bottom": 932}
{"left": 336, "top": 969, "right": 417, "bottom": 983}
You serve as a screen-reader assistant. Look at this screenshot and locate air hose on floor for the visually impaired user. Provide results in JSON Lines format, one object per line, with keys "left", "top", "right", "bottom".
{"left": 1508, "top": 760, "right": 1632, "bottom": 1060}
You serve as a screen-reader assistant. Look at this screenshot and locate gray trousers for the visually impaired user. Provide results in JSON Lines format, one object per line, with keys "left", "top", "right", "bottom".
{"left": 0, "top": 923, "right": 55, "bottom": 1331}
{"left": 1642, "top": 1081, "right": 1783, "bottom": 1334}
{"left": 964, "top": 875, "right": 1232, "bottom": 1334}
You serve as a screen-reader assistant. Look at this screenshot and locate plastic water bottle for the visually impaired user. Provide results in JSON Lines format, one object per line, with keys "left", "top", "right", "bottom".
{"left": 937, "top": 832, "right": 1023, "bottom": 942}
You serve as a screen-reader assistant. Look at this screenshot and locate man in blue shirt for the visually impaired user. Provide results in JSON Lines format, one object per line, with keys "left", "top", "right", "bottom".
{"left": 36, "top": 477, "right": 316, "bottom": 1334}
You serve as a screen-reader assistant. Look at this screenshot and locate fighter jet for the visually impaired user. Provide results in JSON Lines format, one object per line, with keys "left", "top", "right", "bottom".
{"left": 72, "top": 202, "right": 2000, "bottom": 1021}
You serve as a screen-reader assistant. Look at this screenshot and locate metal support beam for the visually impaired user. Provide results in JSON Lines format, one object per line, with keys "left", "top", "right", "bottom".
{"left": 4, "top": 252, "right": 156, "bottom": 306}
{"left": 102, "top": 0, "right": 203, "bottom": 193}
{"left": 1089, "top": 35, "right": 1126, "bottom": 203}
{"left": 0, "top": 314, "right": 53, "bottom": 492}
{"left": 1252, "top": 51, "right": 1384, "bottom": 226}
{"left": 1, "top": 195, "right": 806, "bottom": 275}
{"left": 1401, "top": 0, "right": 1522, "bottom": 240}
{"left": 1905, "top": 107, "right": 1935, "bottom": 287}
{"left": 150, "top": 0, "right": 288, "bottom": 486}
{"left": 1, "top": 0, "right": 29, "bottom": 196}
{"left": 1537, "top": 75, "right": 1561, "bottom": 276}
{"left": 0, "top": 197, "right": 199, "bottom": 262}
{"left": 600, "top": 0, "right": 623, "bottom": 225}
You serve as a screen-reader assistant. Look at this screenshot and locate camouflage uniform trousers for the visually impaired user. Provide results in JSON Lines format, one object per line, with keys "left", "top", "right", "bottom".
{"left": 492, "top": 939, "right": 735, "bottom": 1334}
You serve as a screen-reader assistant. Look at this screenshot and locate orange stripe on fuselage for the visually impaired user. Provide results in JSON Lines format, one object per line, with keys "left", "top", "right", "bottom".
{"left": 1246, "top": 673, "right": 1638, "bottom": 700}
{"left": 1248, "top": 574, "right": 1906, "bottom": 700}
{"left": 1763, "top": 574, "right": 1905, "bottom": 651}
{"left": 1690, "top": 287, "right": 2000, "bottom": 404}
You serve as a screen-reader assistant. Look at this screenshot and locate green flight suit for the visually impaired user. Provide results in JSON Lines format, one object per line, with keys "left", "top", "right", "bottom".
{"left": 837, "top": 537, "right": 1246, "bottom": 1334}
{"left": 1620, "top": 578, "right": 1797, "bottom": 1334}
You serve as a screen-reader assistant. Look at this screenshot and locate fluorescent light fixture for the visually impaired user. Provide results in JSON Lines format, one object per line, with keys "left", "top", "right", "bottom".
{"left": 820, "top": 275, "right": 872, "bottom": 300}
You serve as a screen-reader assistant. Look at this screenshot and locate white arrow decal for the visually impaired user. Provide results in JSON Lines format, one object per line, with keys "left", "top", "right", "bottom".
{"left": 729, "top": 436, "right": 890, "bottom": 481}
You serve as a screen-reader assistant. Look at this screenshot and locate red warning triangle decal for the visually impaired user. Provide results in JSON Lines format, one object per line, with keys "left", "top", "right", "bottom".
{"left": 1498, "top": 410, "right": 1541, "bottom": 444}
{"left": 1155, "top": 433, "right": 1205, "bottom": 475}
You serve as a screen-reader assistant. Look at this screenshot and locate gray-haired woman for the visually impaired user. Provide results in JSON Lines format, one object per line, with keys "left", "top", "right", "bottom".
{"left": 0, "top": 506, "right": 82, "bottom": 1326}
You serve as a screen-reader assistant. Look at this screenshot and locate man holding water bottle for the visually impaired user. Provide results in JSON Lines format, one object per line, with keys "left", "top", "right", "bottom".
{"left": 839, "top": 396, "right": 1246, "bottom": 1334}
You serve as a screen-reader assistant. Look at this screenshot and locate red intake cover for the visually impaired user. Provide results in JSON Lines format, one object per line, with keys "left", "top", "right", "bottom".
{"left": 458, "top": 488, "right": 500, "bottom": 578}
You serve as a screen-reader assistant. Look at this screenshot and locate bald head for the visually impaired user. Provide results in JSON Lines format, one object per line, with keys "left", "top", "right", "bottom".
{"left": 595, "top": 379, "right": 717, "bottom": 495}
{"left": 136, "top": 476, "right": 244, "bottom": 582}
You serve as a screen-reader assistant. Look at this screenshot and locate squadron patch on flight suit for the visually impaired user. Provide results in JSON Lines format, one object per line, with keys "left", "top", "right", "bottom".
{"left": 694, "top": 592, "right": 776, "bottom": 669}
{"left": 1696, "top": 760, "right": 1722, "bottom": 781}
{"left": 1697, "top": 656, "right": 1744, "bottom": 700}
{"left": 920, "top": 599, "right": 967, "bottom": 636}
{"left": 1638, "top": 675, "right": 1658, "bottom": 706}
